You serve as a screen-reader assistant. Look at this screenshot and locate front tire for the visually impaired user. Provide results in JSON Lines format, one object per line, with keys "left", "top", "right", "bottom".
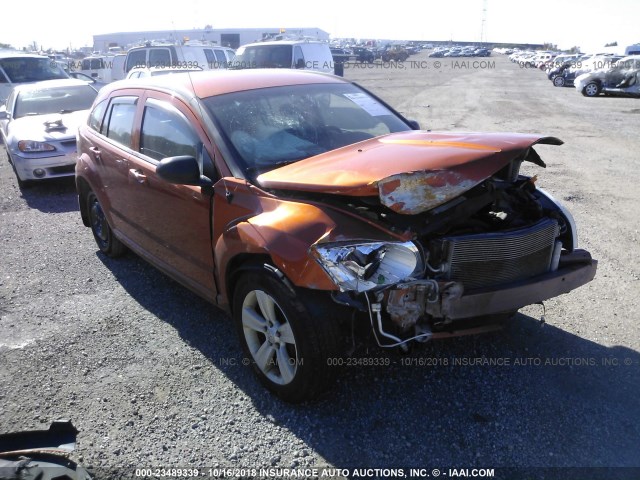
{"left": 582, "top": 81, "right": 601, "bottom": 97}
{"left": 233, "top": 272, "right": 340, "bottom": 403}
{"left": 553, "top": 76, "right": 565, "bottom": 87}
{"left": 86, "top": 191, "right": 126, "bottom": 257}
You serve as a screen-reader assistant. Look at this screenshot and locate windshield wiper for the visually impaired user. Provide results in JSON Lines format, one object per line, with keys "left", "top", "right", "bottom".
{"left": 59, "top": 109, "right": 75, "bottom": 114}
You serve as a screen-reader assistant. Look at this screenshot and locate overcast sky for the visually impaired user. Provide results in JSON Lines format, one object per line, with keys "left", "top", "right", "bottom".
{"left": 3, "top": 0, "right": 638, "bottom": 52}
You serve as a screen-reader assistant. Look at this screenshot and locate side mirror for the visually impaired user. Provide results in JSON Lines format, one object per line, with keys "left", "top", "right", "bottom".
{"left": 295, "top": 58, "right": 305, "bottom": 69}
{"left": 0, "top": 105, "right": 7, "bottom": 120}
{"left": 156, "top": 156, "right": 213, "bottom": 187}
{"left": 407, "top": 120, "right": 420, "bottom": 130}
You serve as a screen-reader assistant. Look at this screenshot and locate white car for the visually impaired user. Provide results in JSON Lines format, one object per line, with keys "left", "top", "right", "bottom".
{"left": 0, "top": 79, "right": 98, "bottom": 187}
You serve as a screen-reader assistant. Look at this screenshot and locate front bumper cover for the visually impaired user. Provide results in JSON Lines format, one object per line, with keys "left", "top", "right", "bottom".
{"left": 428, "top": 249, "right": 597, "bottom": 320}
{"left": 381, "top": 250, "right": 597, "bottom": 329}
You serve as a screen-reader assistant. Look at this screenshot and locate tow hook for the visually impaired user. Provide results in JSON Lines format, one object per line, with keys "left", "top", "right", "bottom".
{"left": 536, "top": 301, "right": 546, "bottom": 326}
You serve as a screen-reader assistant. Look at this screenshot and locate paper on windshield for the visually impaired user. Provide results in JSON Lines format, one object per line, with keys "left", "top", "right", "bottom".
{"left": 343, "top": 93, "right": 392, "bottom": 116}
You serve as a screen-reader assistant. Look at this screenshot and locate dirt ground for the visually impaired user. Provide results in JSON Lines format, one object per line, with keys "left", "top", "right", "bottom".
{"left": 0, "top": 53, "right": 639, "bottom": 479}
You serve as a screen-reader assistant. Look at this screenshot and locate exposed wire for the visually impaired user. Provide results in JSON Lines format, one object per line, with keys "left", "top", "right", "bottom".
{"left": 364, "top": 292, "right": 433, "bottom": 349}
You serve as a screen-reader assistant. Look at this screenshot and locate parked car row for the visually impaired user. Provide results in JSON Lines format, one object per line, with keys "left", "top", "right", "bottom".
{"left": 506, "top": 48, "right": 640, "bottom": 98}
{"left": 429, "top": 46, "right": 491, "bottom": 58}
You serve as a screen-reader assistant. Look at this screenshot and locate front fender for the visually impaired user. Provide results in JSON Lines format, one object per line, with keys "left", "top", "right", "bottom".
{"left": 212, "top": 180, "right": 402, "bottom": 304}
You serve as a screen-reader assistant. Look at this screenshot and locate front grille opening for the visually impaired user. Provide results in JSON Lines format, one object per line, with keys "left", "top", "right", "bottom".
{"left": 48, "top": 164, "right": 76, "bottom": 175}
{"left": 442, "top": 218, "right": 559, "bottom": 290}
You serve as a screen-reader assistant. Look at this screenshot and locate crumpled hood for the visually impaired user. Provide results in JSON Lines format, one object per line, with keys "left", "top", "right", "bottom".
{"left": 8, "top": 110, "right": 89, "bottom": 142}
{"left": 257, "top": 131, "right": 562, "bottom": 214}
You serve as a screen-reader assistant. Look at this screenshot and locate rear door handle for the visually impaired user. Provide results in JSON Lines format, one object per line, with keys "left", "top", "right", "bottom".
{"left": 129, "top": 169, "right": 147, "bottom": 184}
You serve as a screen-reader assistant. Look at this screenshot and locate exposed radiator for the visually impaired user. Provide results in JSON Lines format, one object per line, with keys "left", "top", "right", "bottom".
{"left": 442, "top": 218, "right": 559, "bottom": 290}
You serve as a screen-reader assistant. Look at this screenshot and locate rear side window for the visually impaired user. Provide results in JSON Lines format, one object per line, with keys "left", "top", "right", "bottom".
{"left": 126, "top": 50, "right": 146, "bottom": 72}
{"left": 204, "top": 49, "right": 216, "bottom": 66}
{"left": 214, "top": 49, "right": 227, "bottom": 67}
{"left": 234, "top": 45, "right": 292, "bottom": 68}
{"left": 104, "top": 97, "right": 138, "bottom": 148}
{"left": 140, "top": 100, "right": 198, "bottom": 161}
{"left": 149, "top": 48, "right": 172, "bottom": 68}
{"left": 82, "top": 58, "right": 104, "bottom": 70}
{"left": 205, "top": 49, "right": 229, "bottom": 69}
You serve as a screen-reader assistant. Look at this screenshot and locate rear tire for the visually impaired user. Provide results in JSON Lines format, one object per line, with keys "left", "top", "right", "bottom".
{"left": 233, "top": 271, "right": 341, "bottom": 403}
{"left": 86, "top": 191, "right": 127, "bottom": 257}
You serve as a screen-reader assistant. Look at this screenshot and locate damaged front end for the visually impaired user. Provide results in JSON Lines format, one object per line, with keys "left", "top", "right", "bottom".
{"left": 0, "top": 420, "right": 92, "bottom": 480}
{"left": 308, "top": 135, "right": 597, "bottom": 346}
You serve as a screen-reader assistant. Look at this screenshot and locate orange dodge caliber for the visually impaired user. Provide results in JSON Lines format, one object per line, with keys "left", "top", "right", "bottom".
{"left": 76, "top": 69, "right": 597, "bottom": 402}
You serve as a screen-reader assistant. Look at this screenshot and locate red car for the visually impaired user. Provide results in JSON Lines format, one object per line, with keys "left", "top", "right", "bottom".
{"left": 76, "top": 69, "right": 597, "bottom": 402}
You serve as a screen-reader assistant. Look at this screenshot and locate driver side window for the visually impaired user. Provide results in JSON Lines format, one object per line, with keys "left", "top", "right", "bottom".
{"left": 140, "top": 100, "right": 199, "bottom": 162}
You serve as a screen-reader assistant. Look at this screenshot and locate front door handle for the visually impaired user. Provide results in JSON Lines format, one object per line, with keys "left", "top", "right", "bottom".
{"left": 129, "top": 169, "right": 147, "bottom": 184}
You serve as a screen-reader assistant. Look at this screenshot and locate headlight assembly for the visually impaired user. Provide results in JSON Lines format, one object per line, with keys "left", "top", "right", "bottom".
{"left": 18, "top": 140, "right": 56, "bottom": 153}
{"left": 311, "top": 241, "right": 423, "bottom": 292}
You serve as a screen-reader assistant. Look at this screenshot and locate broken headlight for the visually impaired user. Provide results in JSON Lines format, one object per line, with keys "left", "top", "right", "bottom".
{"left": 311, "top": 241, "right": 423, "bottom": 292}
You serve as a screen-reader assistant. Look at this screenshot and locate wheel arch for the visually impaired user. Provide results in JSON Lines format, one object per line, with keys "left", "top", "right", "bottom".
{"left": 225, "top": 253, "right": 277, "bottom": 314}
{"left": 76, "top": 176, "right": 92, "bottom": 227}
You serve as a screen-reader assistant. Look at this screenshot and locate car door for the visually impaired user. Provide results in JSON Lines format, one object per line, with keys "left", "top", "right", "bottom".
{"left": 124, "top": 91, "right": 217, "bottom": 301}
{"left": 92, "top": 94, "right": 143, "bottom": 237}
{"left": 605, "top": 65, "right": 626, "bottom": 87}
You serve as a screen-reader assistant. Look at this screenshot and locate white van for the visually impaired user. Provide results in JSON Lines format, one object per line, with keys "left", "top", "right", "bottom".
{"left": 78, "top": 56, "right": 114, "bottom": 82}
{"left": 110, "top": 54, "right": 127, "bottom": 81}
{"left": 124, "top": 43, "right": 235, "bottom": 73}
{"left": 231, "top": 40, "right": 336, "bottom": 75}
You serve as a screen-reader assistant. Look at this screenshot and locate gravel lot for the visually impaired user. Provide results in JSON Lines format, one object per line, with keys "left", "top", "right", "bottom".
{"left": 1, "top": 54, "right": 639, "bottom": 479}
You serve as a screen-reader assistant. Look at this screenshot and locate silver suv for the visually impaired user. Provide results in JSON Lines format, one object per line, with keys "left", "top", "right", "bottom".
{"left": 124, "top": 44, "right": 235, "bottom": 73}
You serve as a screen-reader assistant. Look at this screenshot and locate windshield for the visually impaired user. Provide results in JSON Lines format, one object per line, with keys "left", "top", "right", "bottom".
{"left": 0, "top": 57, "right": 68, "bottom": 83}
{"left": 231, "top": 45, "right": 293, "bottom": 69}
{"left": 203, "top": 83, "right": 412, "bottom": 177}
{"left": 14, "top": 85, "right": 98, "bottom": 119}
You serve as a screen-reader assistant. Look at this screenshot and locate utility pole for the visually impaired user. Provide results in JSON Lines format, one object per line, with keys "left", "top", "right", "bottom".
{"left": 480, "top": 0, "right": 488, "bottom": 45}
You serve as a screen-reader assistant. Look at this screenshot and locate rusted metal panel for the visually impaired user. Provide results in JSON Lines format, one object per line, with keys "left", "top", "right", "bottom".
{"left": 378, "top": 170, "right": 480, "bottom": 215}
